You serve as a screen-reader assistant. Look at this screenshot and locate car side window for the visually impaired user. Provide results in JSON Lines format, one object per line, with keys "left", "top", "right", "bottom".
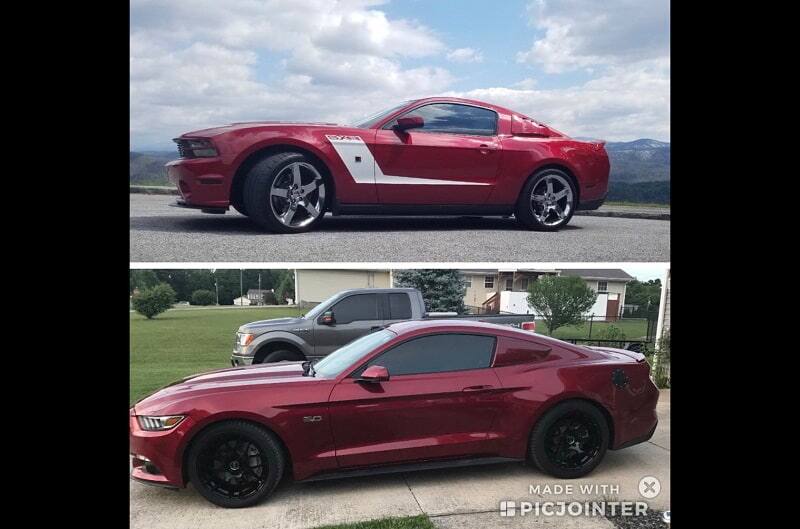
{"left": 383, "top": 103, "right": 498, "bottom": 136}
{"left": 388, "top": 293, "right": 412, "bottom": 319}
{"left": 357, "top": 333, "right": 496, "bottom": 376}
{"left": 331, "top": 294, "right": 379, "bottom": 324}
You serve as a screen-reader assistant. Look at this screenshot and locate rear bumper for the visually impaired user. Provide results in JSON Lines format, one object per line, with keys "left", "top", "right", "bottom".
{"left": 166, "top": 158, "right": 232, "bottom": 208}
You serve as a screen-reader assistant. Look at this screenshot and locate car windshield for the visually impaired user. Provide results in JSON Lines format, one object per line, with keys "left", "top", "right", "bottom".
{"left": 313, "top": 329, "right": 395, "bottom": 377}
{"left": 303, "top": 292, "right": 342, "bottom": 320}
{"left": 350, "top": 101, "right": 412, "bottom": 128}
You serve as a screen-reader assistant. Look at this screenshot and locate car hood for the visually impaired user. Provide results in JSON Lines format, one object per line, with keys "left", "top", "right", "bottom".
{"left": 133, "top": 361, "right": 324, "bottom": 415}
{"left": 238, "top": 317, "right": 306, "bottom": 334}
{"left": 179, "top": 121, "right": 342, "bottom": 138}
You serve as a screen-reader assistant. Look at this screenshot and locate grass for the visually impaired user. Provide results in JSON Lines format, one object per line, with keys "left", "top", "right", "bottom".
{"left": 542, "top": 318, "right": 648, "bottom": 340}
{"left": 130, "top": 306, "right": 304, "bottom": 404}
{"left": 311, "top": 516, "right": 435, "bottom": 529}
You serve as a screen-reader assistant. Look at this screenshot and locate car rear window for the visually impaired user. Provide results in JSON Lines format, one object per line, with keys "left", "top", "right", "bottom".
{"left": 389, "top": 293, "right": 412, "bottom": 319}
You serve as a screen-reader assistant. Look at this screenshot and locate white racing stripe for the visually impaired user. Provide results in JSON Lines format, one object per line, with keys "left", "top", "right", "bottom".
{"left": 326, "top": 135, "right": 488, "bottom": 186}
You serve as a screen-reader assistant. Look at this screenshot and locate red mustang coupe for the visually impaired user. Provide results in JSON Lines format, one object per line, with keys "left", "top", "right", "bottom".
{"left": 130, "top": 320, "right": 658, "bottom": 508}
{"left": 167, "top": 97, "right": 609, "bottom": 232}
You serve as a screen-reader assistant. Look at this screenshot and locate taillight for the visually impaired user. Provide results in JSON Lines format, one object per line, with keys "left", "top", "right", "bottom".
{"left": 521, "top": 321, "right": 536, "bottom": 333}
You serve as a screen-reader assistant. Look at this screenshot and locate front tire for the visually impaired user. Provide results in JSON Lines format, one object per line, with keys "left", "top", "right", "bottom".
{"left": 528, "top": 401, "right": 609, "bottom": 479}
{"left": 243, "top": 152, "right": 328, "bottom": 233}
{"left": 515, "top": 168, "right": 576, "bottom": 231}
{"left": 260, "top": 349, "right": 304, "bottom": 364}
{"left": 188, "top": 421, "right": 285, "bottom": 508}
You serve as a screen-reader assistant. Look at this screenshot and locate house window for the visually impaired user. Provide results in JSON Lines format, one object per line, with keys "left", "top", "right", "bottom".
{"left": 505, "top": 279, "right": 513, "bottom": 290}
{"left": 520, "top": 278, "right": 529, "bottom": 291}
{"left": 464, "top": 276, "right": 472, "bottom": 288}
{"left": 484, "top": 276, "right": 494, "bottom": 288}
{"left": 598, "top": 281, "right": 608, "bottom": 292}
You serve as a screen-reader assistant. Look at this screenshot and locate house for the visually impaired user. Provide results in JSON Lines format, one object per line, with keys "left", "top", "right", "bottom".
{"left": 462, "top": 268, "right": 634, "bottom": 320}
{"left": 294, "top": 269, "right": 393, "bottom": 307}
{"left": 232, "top": 296, "right": 251, "bottom": 306}
{"left": 247, "top": 289, "right": 274, "bottom": 305}
{"left": 558, "top": 269, "right": 634, "bottom": 321}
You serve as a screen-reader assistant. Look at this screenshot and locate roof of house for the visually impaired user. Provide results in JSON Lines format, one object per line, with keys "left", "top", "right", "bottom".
{"left": 558, "top": 269, "right": 635, "bottom": 281}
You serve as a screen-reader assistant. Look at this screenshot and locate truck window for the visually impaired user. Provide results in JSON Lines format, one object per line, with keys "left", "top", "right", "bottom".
{"left": 331, "top": 294, "right": 379, "bottom": 324}
{"left": 389, "top": 293, "right": 412, "bottom": 319}
{"left": 359, "top": 333, "right": 496, "bottom": 376}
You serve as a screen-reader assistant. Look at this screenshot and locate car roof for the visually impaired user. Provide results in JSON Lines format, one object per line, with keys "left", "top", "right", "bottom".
{"left": 406, "top": 96, "right": 519, "bottom": 116}
{"left": 387, "top": 319, "right": 532, "bottom": 338}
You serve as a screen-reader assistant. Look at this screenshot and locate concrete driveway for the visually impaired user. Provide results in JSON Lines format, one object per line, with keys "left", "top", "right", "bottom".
{"left": 130, "top": 391, "right": 670, "bottom": 529}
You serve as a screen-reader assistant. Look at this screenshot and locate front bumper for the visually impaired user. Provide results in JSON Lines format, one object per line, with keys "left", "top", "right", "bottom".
{"left": 129, "top": 410, "right": 192, "bottom": 488}
{"left": 231, "top": 353, "right": 255, "bottom": 367}
{"left": 166, "top": 157, "right": 231, "bottom": 208}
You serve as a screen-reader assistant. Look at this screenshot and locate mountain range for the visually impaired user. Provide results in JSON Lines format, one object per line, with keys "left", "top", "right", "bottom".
{"left": 130, "top": 138, "right": 670, "bottom": 203}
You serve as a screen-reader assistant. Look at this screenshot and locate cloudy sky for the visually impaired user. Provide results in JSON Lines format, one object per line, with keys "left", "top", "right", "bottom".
{"left": 131, "top": 0, "right": 670, "bottom": 150}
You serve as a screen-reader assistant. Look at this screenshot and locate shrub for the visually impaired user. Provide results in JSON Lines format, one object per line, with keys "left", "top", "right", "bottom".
{"left": 132, "top": 283, "right": 176, "bottom": 319}
{"left": 191, "top": 289, "right": 216, "bottom": 306}
{"left": 262, "top": 290, "right": 277, "bottom": 305}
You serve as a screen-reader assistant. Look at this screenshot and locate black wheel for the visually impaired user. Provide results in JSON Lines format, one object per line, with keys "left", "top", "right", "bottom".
{"left": 260, "top": 349, "right": 304, "bottom": 364}
{"left": 528, "top": 401, "right": 609, "bottom": 479}
{"left": 515, "top": 168, "right": 576, "bottom": 231}
{"left": 243, "top": 152, "right": 328, "bottom": 233}
{"left": 187, "top": 421, "right": 285, "bottom": 508}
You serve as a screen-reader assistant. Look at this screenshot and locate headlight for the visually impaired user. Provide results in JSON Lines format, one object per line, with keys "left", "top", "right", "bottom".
{"left": 137, "top": 415, "right": 185, "bottom": 431}
{"left": 238, "top": 333, "right": 255, "bottom": 347}
{"left": 174, "top": 138, "right": 218, "bottom": 158}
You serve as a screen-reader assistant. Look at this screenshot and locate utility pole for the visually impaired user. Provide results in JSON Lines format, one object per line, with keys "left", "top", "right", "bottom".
{"left": 240, "top": 269, "right": 243, "bottom": 306}
{"left": 258, "top": 273, "right": 262, "bottom": 306}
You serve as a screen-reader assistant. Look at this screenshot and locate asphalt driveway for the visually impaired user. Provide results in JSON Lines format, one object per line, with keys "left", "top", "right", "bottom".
{"left": 130, "top": 391, "right": 670, "bottom": 529}
{"left": 129, "top": 194, "right": 670, "bottom": 262}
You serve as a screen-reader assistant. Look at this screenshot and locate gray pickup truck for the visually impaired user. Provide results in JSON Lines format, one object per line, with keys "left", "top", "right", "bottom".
{"left": 231, "top": 288, "right": 535, "bottom": 366}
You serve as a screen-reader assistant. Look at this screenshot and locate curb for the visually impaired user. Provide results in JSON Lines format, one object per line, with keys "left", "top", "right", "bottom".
{"left": 130, "top": 185, "right": 179, "bottom": 195}
{"left": 575, "top": 210, "right": 670, "bottom": 221}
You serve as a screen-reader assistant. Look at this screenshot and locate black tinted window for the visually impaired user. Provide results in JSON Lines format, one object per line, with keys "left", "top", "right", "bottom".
{"left": 389, "top": 293, "right": 412, "bottom": 319}
{"left": 331, "top": 294, "right": 379, "bottom": 324}
{"left": 386, "top": 103, "right": 497, "bottom": 136}
{"left": 362, "top": 334, "right": 496, "bottom": 376}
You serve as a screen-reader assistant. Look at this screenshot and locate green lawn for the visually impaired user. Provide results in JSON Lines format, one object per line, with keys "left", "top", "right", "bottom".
{"left": 543, "top": 318, "right": 648, "bottom": 340}
{"left": 130, "top": 306, "right": 304, "bottom": 404}
{"left": 311, "top": 516, "right": 435, "bottom": 529}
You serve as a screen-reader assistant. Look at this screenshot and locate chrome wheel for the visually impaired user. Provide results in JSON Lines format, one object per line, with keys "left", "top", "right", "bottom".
{"left": 269, "top": 162, "right": 326, "bottom": 228}
{"left": 530, "top": 174, "right": 573, "bottom": 226}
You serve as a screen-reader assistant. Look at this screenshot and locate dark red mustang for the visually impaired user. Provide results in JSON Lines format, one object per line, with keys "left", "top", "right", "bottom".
{"left": 130, "top": 320, "right": 659, "bottom": 508}
{"left": 167, "top": 97, "right": 609, "bottom": 232}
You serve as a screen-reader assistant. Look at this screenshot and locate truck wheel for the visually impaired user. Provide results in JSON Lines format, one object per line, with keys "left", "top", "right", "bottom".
{"left": 243, "top": 152, "right": 327, "bottom": 233}
{"left": 187, "top": 421, "right": 285, "bottom": 508}
{"left": 515, "top": 168, "right": 576, "bottom": 231}
{"left": 260, "top": 349, "right": 304, "bottom": 364}
{"left": 528, "top": 400, "right": 609, "bottom": 479}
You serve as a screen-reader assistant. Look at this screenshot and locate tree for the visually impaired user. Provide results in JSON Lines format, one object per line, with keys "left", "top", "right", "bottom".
{"left": 394, "top": 269, "right": 466, "bottom": 313}
{"left": 191, "top": 289, "right": 216, "bottom": 306}
{"left": 132, "top": 283, "right": 176, "bottom": 319}
{"left": 275, "top": 271, "right": 295, "bottom": 304}
{"left": 527, "top": 276, "right": 597, "bottom": 336}
{"left": 625, "top": 279, "right": 662, "bottom": 315}
{"left": 130, "top": 270, "right": 159, "bottom": 293}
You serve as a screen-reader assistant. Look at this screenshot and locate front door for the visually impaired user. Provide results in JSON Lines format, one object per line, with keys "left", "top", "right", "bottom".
{"left": 606, "top": 294, "right": 620, "bottom": 322}
{"left": 327, "top": 333, "right": 503, "bottom": 468}
{"left": 370, "top": 103, "right": 502, "bottom": 205}
{"left": 313, "top": 293, "right": 384, "bottom": 357}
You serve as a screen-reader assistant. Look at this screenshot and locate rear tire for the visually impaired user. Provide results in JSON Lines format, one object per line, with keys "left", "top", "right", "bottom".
{"left": 515, "top": 168, "right": 576, "bottom": 231}
{"left": 528, "top": 400, "right": 609, "bottom": 479}
{"left": 243, "top": 152, "right": 328, "bottom": 233}
{"left": 188, "top": 421, "right": 285, "bottom": 508}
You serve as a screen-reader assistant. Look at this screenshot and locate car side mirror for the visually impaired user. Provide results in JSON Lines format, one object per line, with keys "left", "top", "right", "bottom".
{"left": 394, "top": 116, "right": 424, "bottom": 132}
{"left": 320, "top": 310, "right": 335, "bottom": 325}
{"left": 358, "top": 365, "right": 390, "bottom": 383}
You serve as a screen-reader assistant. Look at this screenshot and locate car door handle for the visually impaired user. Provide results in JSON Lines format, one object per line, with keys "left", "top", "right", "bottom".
{"left": 462, "top": 385, "right": 495, "bottom": 392}
{"left": 477, "top": 144, "right": 497, "bottom": 154}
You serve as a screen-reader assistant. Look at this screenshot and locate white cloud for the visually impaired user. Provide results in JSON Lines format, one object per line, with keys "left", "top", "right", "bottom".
{"left": 448, "top": 58, "right": 670, "bottom": 142}
{"left": 517, "top": 0, "right": 670, "bottom": 73}
{"left": 446, "top": 48, "right": 483, "bottom": 63}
